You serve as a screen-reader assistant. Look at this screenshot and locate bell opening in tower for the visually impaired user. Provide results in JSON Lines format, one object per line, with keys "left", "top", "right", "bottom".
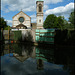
{"left": 39, "top": 4, "right": 42, "bottom": 12}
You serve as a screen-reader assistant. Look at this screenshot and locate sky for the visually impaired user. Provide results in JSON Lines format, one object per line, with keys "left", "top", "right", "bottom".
{"left": 1, "top": 54, "right": 67, "bottom": 75}
{"left": 1, "top": 0, "right": 74, "bottom": 27}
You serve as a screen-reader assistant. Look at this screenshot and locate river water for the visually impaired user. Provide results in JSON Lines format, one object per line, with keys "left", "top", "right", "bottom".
{"left": 1, "top": 43, "right": 74, "bottom": 75}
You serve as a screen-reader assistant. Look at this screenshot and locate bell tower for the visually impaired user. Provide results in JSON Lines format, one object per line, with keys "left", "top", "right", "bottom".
{"left": 36, "top": 0, "right": 44, "bottom": 29}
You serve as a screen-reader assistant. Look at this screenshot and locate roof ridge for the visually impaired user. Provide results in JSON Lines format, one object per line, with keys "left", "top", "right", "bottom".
{"left": 13, "top": 11, "right": 31, "bottom": 19}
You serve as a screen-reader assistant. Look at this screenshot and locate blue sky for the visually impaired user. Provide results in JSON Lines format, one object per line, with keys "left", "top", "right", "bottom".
{"left": 1, "top": 0, "right": 74, "bottom": 27}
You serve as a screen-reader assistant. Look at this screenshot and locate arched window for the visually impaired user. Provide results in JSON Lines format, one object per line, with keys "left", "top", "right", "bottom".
{"left": 39, "top": 20, "right": 41, "bottom": 23}
{"left": 39, "top": 4, "right": 42, "bottom": 12}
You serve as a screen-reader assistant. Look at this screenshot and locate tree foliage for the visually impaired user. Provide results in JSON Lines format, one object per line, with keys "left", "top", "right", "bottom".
{"left": 4, "top": 26, "right": 11, "bottom": 30}
{"left": 43, "top": 14, "right": 56, "bottom": 28}
{"left": 43, "top": 14, "right": 64, "bottom": 29}
{"left": 68, "top": 11, "right": 75, "bottom": 29}
{"left": 69, "top": 11, "right": 75, "bottom": 25}
{"left": 0, "top": 17, "right": 7, "bottom": 29}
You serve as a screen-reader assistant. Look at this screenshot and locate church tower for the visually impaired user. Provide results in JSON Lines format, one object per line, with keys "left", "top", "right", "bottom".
{"left": 36, "top": 0, "right": 44, "bottom": 29}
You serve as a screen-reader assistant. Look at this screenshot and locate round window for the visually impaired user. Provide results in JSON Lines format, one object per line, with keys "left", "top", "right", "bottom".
{"left": 19, "top": 17, "right": 24, "bottom": 23}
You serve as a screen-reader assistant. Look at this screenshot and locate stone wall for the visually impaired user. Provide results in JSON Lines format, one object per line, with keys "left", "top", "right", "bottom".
{"left": 21, "top": 29, "right": 36, "bottom": 42}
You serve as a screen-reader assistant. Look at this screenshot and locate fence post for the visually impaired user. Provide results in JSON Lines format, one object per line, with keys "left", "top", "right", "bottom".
{"left": 1, "top": 28, "right": 3, "bottom": 41}
{"left": 39, "top": 29, "right": 40, "bottom": 41}
{"left": 0, "top": 28, "right": 3, "bottom": 52}
{"left": 8, "top": 29, "right": 10, "bottom": 43}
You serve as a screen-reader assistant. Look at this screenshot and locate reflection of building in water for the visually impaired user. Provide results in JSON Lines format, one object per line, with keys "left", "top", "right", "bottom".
{"left": 36, "top": 47, "right": 54, "bottom": 70}
{"left": 13, "top": 45, "right": 36, "bottom": 62}
{"left": 1, "top": 44, "right": 36, "bottom": 62}
{"left": 36, "top": 47, "right": 54, "bottom": 63}
{"left": 13, "top": 53, "right": 29, "bottom": 62}
{"left": 1, "top": 44, "right": 74, "bottom": 74}
{"left": 37, "top": 59, "right": 44, "bottom": 70}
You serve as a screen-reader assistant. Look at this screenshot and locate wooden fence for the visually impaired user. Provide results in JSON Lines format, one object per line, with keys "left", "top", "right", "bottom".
{"left": 0, "top": 29, "right": 35, "bottom": 44}
{"left": 0, "top": 29, "right": 20, "bottom": 44}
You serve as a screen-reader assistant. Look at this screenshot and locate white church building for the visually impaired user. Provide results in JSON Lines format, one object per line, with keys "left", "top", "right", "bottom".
{"left": 12, "top": 0, "right": 44, "bottom": 29}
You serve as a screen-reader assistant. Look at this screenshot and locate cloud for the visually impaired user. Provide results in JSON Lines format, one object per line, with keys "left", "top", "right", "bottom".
{"left": 4, "top": 19, "right": 12, "bottom": 26}
{"left": 45, "top": 3, "right": 74, "bottom": 16}
{"left": 1, "top": 0, "right": 63, "bottom": 13}
{"left": 1, "top": 0, "right": 36, "bottom": 12}
{"left": 30, "top": 14, "right": 36, "bottom": 18}
{"left": 31, "top": 19, "right": 36, "bottom": 23}
{"left": 44, "top": 2, "right": 74, "bottom": 21}
{"left": 30, "top": 14, "right": 36, "bottom": 23}
{"left": 44, "top": 0, "right": 63, "bottom": 4}
{"left": 1, "top": 55, "right": 67, "bottom": 75}
{"left": 7, "top": 20, "right": 12, "bottom": 25}
{"left": 44, "top": 5, "right": 49, "bottom": 10}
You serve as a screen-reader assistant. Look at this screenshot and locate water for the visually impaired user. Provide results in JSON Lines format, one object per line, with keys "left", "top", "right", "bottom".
{"left": 1, "top": 43, "right": 74, "bottom": 75}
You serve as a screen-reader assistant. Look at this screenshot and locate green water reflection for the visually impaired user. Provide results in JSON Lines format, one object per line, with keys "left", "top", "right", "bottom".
{"left": 1, "top": 43, "right": 74, "bottom": 75}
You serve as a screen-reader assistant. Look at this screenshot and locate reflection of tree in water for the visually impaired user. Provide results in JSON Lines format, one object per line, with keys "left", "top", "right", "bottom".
{"left": 54, "top": 47, "right": 74, "bottom": 75}
{"left": 13, "top": 43, "right": 33, "bottom": 56}
{"left": 0, "top": 45, "right": 4, "bottom": 56}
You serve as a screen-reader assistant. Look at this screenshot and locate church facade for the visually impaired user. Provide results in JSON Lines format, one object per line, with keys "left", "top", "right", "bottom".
{"left": 12, "top": 11, "right": 31, "bottom": 29}
{"left": 12, "top": 0, "right": 44, "bottom": 29}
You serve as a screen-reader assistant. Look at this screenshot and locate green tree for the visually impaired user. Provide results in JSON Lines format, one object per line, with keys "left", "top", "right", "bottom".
{"left": 43, "top": 14, "right": 64, "bottom": 29}
{"left": 43, "top": 14, "right": 57, "bottom": 29}
{"left": 0, "top": 17, "right": 7, "bottom": 29}
{"left": 4, "top": 26, "right": 11, "bottom": 30}
{"left": 69, "top": 11, "right": 75, "bottom": 25}
{"left": 55, "top": 16, "right": 64, "bottom": 29}
{"left": 68, "top": 11, "right": 75, "bottom": 29}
